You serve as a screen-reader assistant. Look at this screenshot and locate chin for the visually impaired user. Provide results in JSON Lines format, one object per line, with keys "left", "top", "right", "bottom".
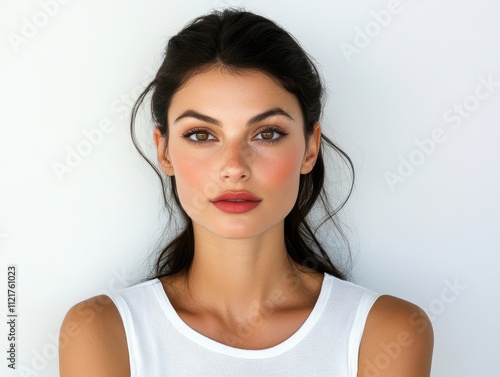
{"left": 211, "top": 227, "right": 264, "bottom": 240}
{"left": 197, "top": 221, "right": 273, "bottom": 240}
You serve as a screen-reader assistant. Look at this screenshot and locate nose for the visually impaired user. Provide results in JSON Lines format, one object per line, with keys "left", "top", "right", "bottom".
{"left": 219, "top": 140, "right": 252, "bottom": 182}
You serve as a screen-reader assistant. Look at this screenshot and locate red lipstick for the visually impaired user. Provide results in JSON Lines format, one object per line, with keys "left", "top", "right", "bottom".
{"left": 210, "top": 191, "right": 261, "bottom": 214}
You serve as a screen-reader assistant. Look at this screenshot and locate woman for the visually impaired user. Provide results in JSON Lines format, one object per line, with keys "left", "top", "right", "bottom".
{"left": 59, "top": 9, "right": 433, "bottom": 376}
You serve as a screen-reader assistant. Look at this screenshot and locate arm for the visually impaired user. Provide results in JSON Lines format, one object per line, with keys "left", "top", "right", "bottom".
{"left": 358, "top": 295, "right": 434, "bottom": 377}
{"left": 59, "top": 295, "right": 130, "bottom": 377}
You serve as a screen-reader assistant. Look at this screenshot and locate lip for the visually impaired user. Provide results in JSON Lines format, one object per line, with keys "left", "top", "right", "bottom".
{"left": 210, "top": 191, "right": 262, "bottom": 214}
{"left": 211, "top": 191, "right": 261, "bottom": 202}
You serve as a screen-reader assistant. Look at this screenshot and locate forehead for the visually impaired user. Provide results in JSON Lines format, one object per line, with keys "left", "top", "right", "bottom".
{"left": 168, "top": 67, "right": 303, "bottom": 123}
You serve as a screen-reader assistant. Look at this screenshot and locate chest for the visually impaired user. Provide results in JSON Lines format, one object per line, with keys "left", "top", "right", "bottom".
{"left": 176, "top": 306, "right": 313, "bottom": 350}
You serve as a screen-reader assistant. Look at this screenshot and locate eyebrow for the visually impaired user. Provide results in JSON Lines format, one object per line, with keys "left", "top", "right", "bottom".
{"left": 173, "top": 107, "right": 294, "bottom": 127}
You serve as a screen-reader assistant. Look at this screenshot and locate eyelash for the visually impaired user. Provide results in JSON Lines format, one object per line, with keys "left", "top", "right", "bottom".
{"left": 181, "top": 127, "right": 289, "bottom": 145}
{"left": 180, "top": 128, "right": 214, "bottom": 144}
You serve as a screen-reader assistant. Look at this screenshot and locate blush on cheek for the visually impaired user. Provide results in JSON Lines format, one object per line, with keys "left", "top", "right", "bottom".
{"left": 267, "top": 158, "right": 301, "bottom": 185}
{"left": 171, "top": 158, "right": 210, "bottom": 214}
{"left": 259, "top": 151, "right": 303, "bottom": 204}
{"left": 266, "top": 145, "right": 303, "bottom": 180}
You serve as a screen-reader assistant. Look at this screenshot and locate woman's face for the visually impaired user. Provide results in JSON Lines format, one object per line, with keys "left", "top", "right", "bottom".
{"left": 154, "top": 67, "right": 320, "bottom": 239}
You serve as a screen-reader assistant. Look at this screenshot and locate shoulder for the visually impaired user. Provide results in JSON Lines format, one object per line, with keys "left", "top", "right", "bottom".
{"left": 59, "top": 295, "right": 130, "bottom": 377}
{"left": 358, "top": 295, "right": 434, "bottom": 377}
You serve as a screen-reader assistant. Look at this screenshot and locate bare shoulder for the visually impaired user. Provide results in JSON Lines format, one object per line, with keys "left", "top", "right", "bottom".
{"left": 59, "top": 295, "right": 130, "bottom": 377}
{"left": 358, "top": 295, "right": 434, "bottom": 377}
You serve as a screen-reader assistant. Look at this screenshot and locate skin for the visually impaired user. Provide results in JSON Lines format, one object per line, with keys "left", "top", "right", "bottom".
{"left": 59, "top": 66, "right": 433, "bottom": 376}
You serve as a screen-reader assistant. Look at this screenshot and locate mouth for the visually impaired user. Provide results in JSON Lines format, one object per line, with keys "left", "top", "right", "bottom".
{"left": 210, "top": 191, "right": 261, "bottom": 203}
{"left": 210, "top": 191, "right": 262, "bottom": 214}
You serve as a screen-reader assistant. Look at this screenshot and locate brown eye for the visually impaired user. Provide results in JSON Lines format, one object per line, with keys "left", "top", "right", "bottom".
{"left": 184, "top": 130, "right": 214, "bottom": 142}
{"left": 254, "top": 128, "right": 288, "bottom": 143}
{"left": 195, "top": 132, "right": 209, "bottom": 141}
{"left": 260, "top": 131, "right": 274, "bottom": 140}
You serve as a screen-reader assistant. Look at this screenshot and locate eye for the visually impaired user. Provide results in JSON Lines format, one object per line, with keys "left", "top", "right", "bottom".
{"left": 182, "top": 129, "right": 216, "bottom": 143}
{"left": 254, "top": 127, "right": 288, "bottom": 143}
{"left": 259, "top": 131, "right": 275, "bottom": 140}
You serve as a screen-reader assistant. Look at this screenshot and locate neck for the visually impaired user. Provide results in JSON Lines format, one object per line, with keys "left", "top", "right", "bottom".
{"left": 179, "top": 221, "right": 314, "bottom": 320}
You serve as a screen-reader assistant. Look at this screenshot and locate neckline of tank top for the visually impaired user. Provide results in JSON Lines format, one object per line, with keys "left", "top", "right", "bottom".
{"left": 151, "top": 272, "right": 334, "bottom": 359}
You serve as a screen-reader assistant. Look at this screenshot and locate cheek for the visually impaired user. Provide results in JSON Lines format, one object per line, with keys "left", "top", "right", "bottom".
{"left": 258, "top": 148, "right": 304, "bottom": 189}
{"left": 169, "top": 149, "right": 213, "bottom": 213}
{"left": 169, "top": 142, "right": 208, "bottom": 187}
{"left": 173, "top": 158, "right": 202, "bottom": 185}
{"left": 257, "top": 150, "right": 303, "bottom": 218}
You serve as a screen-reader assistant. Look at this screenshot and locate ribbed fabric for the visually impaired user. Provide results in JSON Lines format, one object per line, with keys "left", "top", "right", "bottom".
{"left": 107, "top": 273, "right": 382, "bottom": 376}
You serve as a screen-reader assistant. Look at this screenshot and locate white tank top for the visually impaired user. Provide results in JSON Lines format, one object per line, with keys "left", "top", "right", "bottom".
{"left": 108, "top": 272, "right": 381, "bottom": 376}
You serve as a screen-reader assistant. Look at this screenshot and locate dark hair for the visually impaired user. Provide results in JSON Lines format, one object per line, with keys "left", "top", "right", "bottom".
{"left": 130, "top": 8, "right": 355, "bottom": 282}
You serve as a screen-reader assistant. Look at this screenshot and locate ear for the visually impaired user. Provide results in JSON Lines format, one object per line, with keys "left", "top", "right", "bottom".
{"left": 153, "top": 127, "right": 174, "bottom": 176}
{"left": 300, "top": 123, "right": 321, "bottom": 174}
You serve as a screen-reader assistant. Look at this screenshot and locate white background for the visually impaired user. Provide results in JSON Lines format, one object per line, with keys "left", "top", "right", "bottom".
{"left": 1, "top": 0, "right": 499, "bottom": 376}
